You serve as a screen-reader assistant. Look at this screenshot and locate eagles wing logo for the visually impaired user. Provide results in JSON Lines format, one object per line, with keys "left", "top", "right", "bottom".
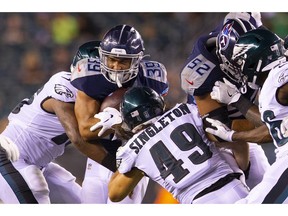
{"left": 54, "top": 84, "right": 74, "bottom": 98}
{"left": 232, "top": 44, "right": 257, "bottom": 60}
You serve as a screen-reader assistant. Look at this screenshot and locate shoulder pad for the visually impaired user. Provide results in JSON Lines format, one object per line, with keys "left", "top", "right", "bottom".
{"left": 181, "top": 53, "right": 216, "bottom": 95}
{"left": 71, "top": 57, "right": 101, "bottom": 82}
{"left": 48, "top": 72, "right": 77, "bottom": 102}
{"left": 139, "top": 60, "right": 168, "bottom": 84}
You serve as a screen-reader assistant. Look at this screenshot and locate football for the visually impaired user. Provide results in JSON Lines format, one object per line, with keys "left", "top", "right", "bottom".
{"left": 100, "top": 87, "right": 128, "bottom": 111}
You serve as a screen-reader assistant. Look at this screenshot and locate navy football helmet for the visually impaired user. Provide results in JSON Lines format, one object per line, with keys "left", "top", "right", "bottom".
{"left": 120, "top": 86, "right": 165, "bottom": 132}
{"left": 70, "top": 41, "right": 100, "bottom": 72}
{"left": 99, "top": 25, "right": 145, "bottom": 87}
{"left": 231, "top": 28, "right": 286, "bottom": 89}
{"left": 216, "top": 18, "right": 257, "bottom": 84}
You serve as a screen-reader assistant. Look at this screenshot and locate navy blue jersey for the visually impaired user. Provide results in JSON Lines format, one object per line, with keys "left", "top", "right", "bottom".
{"left": 71, "top": 57, "right": 169, "bottom": 102}
{"left": 70, "top": 56, "right": 169, "bottom": 155}
{"left": 181, "top": 23, "right": 258, "bottom": 119}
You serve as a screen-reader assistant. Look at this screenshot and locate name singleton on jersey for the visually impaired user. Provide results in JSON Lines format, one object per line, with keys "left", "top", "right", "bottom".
{"left": 129, "top": 103, "right": 191, "bottom": 154}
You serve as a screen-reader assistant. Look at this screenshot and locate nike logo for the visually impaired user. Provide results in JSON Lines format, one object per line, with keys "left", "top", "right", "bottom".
{"left": 103, "top": 114, "right": 113, "bottom": 123}
{"left": 77, "top": 64, "right": 81, "bottom": 72}
{"left": 227, "top": 90, "right": 233, "bottom": 97}
{"left": 185, "top": 79, "right": 194, "bottom": 85}
{"left": 61, "top": 76, "right": 70, "bottom": 81}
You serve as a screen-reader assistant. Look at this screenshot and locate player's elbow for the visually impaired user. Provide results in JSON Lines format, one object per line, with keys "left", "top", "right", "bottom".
{"left": 78, "top": 126, "right": 93, "bottom": 142}
{"left": 108, "top": 181, "right": 128, "bottom": 202}
{"left": 108, "top": 191, "right": 125, "bottom": 202}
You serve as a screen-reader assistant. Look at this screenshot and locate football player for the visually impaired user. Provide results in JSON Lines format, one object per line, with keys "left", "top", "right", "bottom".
{"left": 70, "top": 24, "right": 169, "bottom": 203}
{"left": 107, "top": 86, "right": 250, "bottom": 204}
{"left": 0, "top": 71, "right": 114, "bottom": 203}
{"left": 206, "top": 28, "right": 288, "bottom": 203}
{"left": 180, "top": 12, "right": 271, "bottom": 189}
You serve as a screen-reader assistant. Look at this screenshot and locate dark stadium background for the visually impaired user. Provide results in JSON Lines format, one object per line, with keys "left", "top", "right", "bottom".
{"left": 0, "top": 12, "right": 286, "bottom": 203}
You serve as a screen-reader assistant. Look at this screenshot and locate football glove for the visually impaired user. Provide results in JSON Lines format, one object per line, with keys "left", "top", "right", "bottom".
{"left": 205, "top": 118, "right": 235, "bottom": 142}
{"left": 0, "top": 134, "right": 20, "bottom": 162}
{"left": 280, "top": 116, "right": 288, "bottom": 138}
{"left": 90, "top": 107, "right": 123, "bottom": 137}
{"left": 210, "top": 78, "right": 241, "bottom": 105}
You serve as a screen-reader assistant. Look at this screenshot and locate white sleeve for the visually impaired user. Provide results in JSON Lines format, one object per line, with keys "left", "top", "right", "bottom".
{"left": 116, "top": 144, "right": 137, "bottom": 174}
{"left": 48, "top": 72, "right": 77, "bottom": 103}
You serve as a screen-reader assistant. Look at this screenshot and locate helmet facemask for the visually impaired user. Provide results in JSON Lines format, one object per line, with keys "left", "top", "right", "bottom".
{"left": 216, "top": 19, "right": 256, "bottom": 85}
{"left": 99, "top": 24, "right": 145, "bottom": 88}
{"left": 231, "top": 29, "right": 286, "bottom": 90}
{"left": 99, "top": 47, "right": 143, "bottom": 87}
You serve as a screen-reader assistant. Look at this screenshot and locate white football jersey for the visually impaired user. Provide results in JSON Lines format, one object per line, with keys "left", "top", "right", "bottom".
{"left": 2, "top": 72, "right": 77, "bottom": 167}
{"left": 259, "top": 62, "right": 288, "bottom": 153}
{"left": 116, "top": 103, "right": 235, "bottom": 203}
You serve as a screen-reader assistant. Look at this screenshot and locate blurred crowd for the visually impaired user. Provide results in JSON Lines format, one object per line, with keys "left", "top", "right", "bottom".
{"left": 0, "top": 12, "right": 287, "bottom": 121}
{"left": 0, "top": 12, "right": 287, "bottom": 204}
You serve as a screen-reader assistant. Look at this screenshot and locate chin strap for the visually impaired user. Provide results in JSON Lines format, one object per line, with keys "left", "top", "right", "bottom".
{"left": 116, "top": 78, "right": 122, "bottom": 88}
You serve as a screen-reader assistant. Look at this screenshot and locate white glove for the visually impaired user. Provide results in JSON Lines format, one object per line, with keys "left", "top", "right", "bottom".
{"left": 90, "top": 107, "right": 123, "bottom": 136}
{"left": 224, "top": 12, "right": 262, "bottom": 27}
{"left": 205, "top": 118, "right": 235, "bottom": 142}
{"left": 280, "top": 116, "right": 288, "bottom": 138}
{"left": 0, "top": 135, "right": 20, "bottom": 162}
{"left": 210, "top": 78, "right": 241, "bottom": 105}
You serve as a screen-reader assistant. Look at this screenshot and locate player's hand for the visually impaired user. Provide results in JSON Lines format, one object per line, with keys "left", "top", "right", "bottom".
{"left": 0, "top": 135, "right": 20, "bottom": 162}
{"left": 90, "top": 107, "right": 123, "bottom": 136}
{"left": 210, "top": 78, "right": 241, "bottom": 105}
{"left": 205, "top": 118, "right": 235, "bottom": 142}
{"left": 280, "top": 116, "right": 288, "bottom": 138}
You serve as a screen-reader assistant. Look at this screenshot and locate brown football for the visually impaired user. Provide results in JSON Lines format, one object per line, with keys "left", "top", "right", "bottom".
{"left": 100, "top": 87, "right": 128, "bottom": 111}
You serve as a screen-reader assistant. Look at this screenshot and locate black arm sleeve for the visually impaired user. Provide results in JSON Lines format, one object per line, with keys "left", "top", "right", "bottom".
{"left": 202, "top": 106, "right": 232, "bottom": 142}
{"left": 202, "top": 106, "right": 232, "bottom": 128}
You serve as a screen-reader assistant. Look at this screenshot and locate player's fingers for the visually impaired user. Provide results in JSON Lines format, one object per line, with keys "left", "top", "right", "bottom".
{"left": 210, "top": 91, "right": 216, "bottom": 99}
{"left": 205, "top": 128, "right": 216, "bottom": 135}
{"left": 280, "top": 123, "right": 285, "bottom": 135}
{"left": 98, "top": 128, "right": 105, "bottom": 137}
{"left": 205, "top": 117, "right": 215, "bottom": 124}
{"left": 90, "top": 123, "right": 102, "bottom": 132}
{"left": 223, "top": 77, "right": 234, "bottom": 87}
{"left": 214, "top": 81, "right": 220, "bottom": 87}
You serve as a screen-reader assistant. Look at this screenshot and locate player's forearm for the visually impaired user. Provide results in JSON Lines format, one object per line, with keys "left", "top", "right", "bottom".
{"left": 242, "top": 105, "right": 263, "bottom": 127}
{"left": 74, "top": 141, "right": 117, "bottom": 172}
{"left": 230, "top": 141, "right": 249, "bottom": 171}
{"left": 109, "top": 168, "right": 144, "bottom": 202}
{"left": 108, "top": 171, "right": 131, "bottom": 202}
{"left": 232, "top": 124, "right": 272, "bottom": 143}
{"left": 231, "top": 95, "right": 263, "bottom": 127}
{"left": 77, "top": 120, "right": 105, "bottom": 141}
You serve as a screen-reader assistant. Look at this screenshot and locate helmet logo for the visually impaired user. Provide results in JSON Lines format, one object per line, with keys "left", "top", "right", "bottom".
{"left": 232, "top": 43, "right": 257, "bottom": 60}
{"left": 111, "top": 48, "right": 127, "bottom": 55}
{"left": 131, "top": 110, "right": 139, "bottom": 117}
{"left": 54, "top": 84, "right": 74, "bottom": 98}
{"left": 219, "top": 22, "right": 234, "bottom": 51}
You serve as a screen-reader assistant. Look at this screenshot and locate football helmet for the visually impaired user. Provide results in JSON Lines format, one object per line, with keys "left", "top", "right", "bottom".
{"left": 99, "top": 24, "right": 145, "bottom": 87}
{"left": 70, "top": 41, "right": 100, "bottom": 72}
{"left": 231, "top": 28, "right": 286, "bottom": 89}
{"left": 120, "top": 87, "right": 165, "bottom": 133}
{"left": 216, "top": 18, "right": 257, "bottom": 83}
